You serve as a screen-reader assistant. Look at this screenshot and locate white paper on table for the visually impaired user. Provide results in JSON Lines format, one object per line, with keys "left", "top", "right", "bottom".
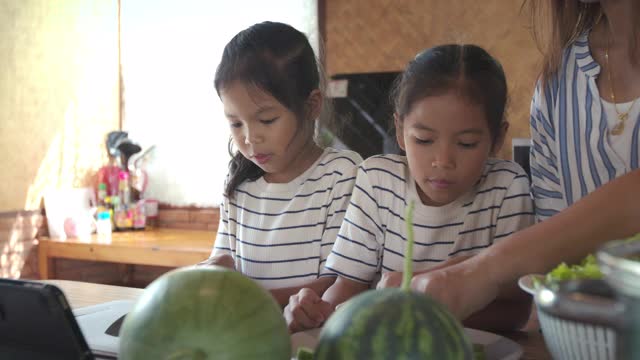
{"left": 74, "top": 300, "right": 134, "bottom": 356}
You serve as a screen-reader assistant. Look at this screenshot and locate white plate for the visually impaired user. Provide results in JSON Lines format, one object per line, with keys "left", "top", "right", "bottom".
{"left": 517, "top": 274, "right": 545, "bottom": 295}
{"left": 291, "top": 327, "right": 523, "bottom": 360}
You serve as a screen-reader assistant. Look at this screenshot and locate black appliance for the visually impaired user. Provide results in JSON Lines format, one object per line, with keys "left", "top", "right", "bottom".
{"left": 328, "top": 71, "right": 402, "bottom": 159}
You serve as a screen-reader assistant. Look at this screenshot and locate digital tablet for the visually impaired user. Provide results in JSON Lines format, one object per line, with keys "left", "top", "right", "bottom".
{"left": 0, "top": 278, "right": 95, "bottom": 360}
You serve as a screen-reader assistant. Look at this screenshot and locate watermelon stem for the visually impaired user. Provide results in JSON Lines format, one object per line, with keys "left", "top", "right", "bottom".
{"left": 401, "top": 201, "right": 415, "bottom": 292}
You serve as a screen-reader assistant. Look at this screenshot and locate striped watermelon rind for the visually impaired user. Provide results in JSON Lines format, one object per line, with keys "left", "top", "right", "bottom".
{"left": 119, "top": 266, "right": 290, "bottom": 360}
{"left": 315, "top": 288, "right": 473, "bottom": 359}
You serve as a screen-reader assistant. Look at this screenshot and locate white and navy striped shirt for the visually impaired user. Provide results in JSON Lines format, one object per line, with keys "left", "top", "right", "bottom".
{"left": 212, "top": 148, "right": 362, "bottom": 289}
{"left": 530, "top": 31, "right": 640, "bottom": 221}
{"left": 325, "top": 155, "right": 535, "bottom": 285}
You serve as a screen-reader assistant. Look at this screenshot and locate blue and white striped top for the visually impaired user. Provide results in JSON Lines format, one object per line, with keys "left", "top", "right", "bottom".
{"left": 530, "top": 32, "right": 640, "bottom": 221}
{"left": 325, "top": 155, "right": 535, "bottom": 285}
{"left": 212, "top": 148, "right": 362, "bottom": 289}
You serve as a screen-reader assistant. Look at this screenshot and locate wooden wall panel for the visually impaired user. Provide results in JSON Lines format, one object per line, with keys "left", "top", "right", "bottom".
{"left": 323, "top": 0, "right": 542, "bottom": 159}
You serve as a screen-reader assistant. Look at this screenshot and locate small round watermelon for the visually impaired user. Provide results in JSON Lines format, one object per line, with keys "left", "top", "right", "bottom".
{"left": 314, "top": 288, "right": 473, "bottom": 359}
{"left": 314, "top": 201, "right": 473, "bottom": 359}
{"left": 118, "top": 266, "right": 290, "bottom": 360}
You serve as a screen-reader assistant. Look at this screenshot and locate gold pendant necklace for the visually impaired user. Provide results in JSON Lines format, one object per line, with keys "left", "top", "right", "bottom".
{"left": 605, "top": 30, "right": 638, "bottom": 136}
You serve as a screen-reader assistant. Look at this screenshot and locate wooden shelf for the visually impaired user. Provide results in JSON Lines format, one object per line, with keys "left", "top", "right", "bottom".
{"left": 38, "top": 228, "right": 215, "bottom": 279}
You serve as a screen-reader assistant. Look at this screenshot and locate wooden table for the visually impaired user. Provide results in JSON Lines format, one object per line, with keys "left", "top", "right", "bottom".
{"left": 38, "top": 229, "right": 215, "bottom": 279}
{"left": 44, "top": 280, "right": 551, "bottom": 359}
{"left": 44, "top": 279, "right": 143, "bottom": 308}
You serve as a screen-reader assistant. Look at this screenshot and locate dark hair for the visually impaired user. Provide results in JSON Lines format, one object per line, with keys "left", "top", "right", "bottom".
{"left": 391, "top": 44, "right": 507, "bottom": 144}
{"left": 214, "top": 21, "right": 322, "bottom": 197}
{"left": 525, "top": 0, "right": 640, "bottom": 85}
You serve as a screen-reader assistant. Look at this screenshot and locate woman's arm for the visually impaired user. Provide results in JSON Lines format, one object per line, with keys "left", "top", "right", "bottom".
{"left": 491, "top": 168, "right": 640, "bottom": 283}
{"left": 457, "top": 165, "right": 535, "bottom": 331}
{"left": 412, "top": 169, "right": 640, "bottom": 319}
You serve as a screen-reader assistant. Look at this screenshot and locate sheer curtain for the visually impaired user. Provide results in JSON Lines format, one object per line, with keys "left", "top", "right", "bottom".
{"left": 121, "top": 0, "right": 318, "bottom": 207}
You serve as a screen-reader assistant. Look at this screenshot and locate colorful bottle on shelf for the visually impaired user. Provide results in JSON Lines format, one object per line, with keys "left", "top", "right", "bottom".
{"left": 119, "top": 171, "right": 131, "bottom": 207}
{"left": 112, "top": 172, "right": 133, "bottom": 231}
{"left": 96, "top": 158, "right": 121, "bottom": 197}
{"left": 97, "top": 183, "right": 108, "bottom": 212}
{"left": 112, "top": 195, "right": 132, "bottom": 231}
{"left": 96, "top": 211, "right": 112, "bottom": 242}
{"left": 133, "top": 199, "right": 146, "bottom": 230}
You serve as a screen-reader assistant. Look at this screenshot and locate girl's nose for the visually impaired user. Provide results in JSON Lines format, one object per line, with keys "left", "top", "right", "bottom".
{"left": 244, "top": 126, "right": 264, "bottom": 145}
{"left": 432, "top": 146, "right": 456, "bottom": 169}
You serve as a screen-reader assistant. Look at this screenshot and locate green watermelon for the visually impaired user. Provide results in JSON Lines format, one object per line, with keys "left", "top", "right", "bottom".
{"left": 314, "top": 201, "right": 474, "bottom": 359}
{"left": 118, "top": 266, "right": 290, "bottom": 360}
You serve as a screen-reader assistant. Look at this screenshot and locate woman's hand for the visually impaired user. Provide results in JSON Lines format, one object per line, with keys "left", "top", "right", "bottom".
{"left": 284, "top": 288, "right": 333, "bottom": 333}
{"left": 376, "top": 256, "right": 473, "bottom": 290}
{"left": 410, "top": 260, "right": 500, "bottom": 320}
{"left": 376, "top": 271, "right": 404, "bottom": 289}
{"left": 197, "top": 254, "right": 235, "bottom": 269}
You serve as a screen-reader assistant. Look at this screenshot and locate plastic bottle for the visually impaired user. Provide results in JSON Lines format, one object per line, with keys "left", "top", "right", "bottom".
{"left": 96, "top": 157, "right": 121, "bottom": 197}
{"left": 96, "top": 211, "right": 112, "bottom": 242}
{"left": 133, "top": 199, "right": 146, "bottom": 230}
{"left": 119, "top": 171, "right": 131, "bottom": 207}
{"left": 112, "top": 195, "right": 124, "bottom": 231}
{"left": 97, "top": 183, "right": 107, "bottom": 211}
{"left": 104, "top": 196, "right": 114, "bottom": 228}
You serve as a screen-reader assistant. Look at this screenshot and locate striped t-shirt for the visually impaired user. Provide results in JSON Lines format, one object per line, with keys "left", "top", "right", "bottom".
{"left": 212, "top": 148, "right": 363, "bottom": 289}
{"left": 325, "top": 155, "right": 535, "bottom": 285}
{"left": 530, "top": 31, "right": 640, "bottom": 221}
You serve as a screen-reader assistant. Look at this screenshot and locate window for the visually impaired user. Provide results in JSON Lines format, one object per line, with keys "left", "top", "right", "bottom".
{"left": 121, "top": 0, "right": 318, "bottom": 206}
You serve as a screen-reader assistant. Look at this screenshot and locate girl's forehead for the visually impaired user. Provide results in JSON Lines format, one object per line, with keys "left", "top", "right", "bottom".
{"left": 221, "top": 81, "right": 281, "bottom": 109}
{"left": 406, "top": 93, "right": 489, "bottom": 131}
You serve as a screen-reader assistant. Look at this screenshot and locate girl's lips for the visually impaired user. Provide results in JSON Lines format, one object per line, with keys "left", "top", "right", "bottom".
{"left": 253, "top": 154, "right": 272, "bottom": 165}
{"left": 428, "top": 179, "right": 454, "bottom": 190}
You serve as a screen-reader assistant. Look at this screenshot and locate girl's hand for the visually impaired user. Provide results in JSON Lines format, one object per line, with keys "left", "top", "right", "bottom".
{"left": 197, "top": 254, "right": 235, "bottom": 269}
{"left": 410, "top": 261, "right": 500, "bottom": 320}
{"left": 376, "top": 271, "right": 404, "bottom": 289}
{"left": 284, "top": 288, "right": 333, "bottom": 333}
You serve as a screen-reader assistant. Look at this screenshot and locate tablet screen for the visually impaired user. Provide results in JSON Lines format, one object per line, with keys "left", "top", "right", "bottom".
{"left": 0, "top": 279, "right": 94, "bottom": 360}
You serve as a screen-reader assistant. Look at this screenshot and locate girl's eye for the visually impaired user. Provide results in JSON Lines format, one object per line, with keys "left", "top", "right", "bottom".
{"left": 458, "top": 142, "right": 478, "bottom": 149}
{"left": 414, "top": 138, "right": 433, "bottom": 145}
{"left": 260, "top": 118, "right": 278, "bottom": 125}
{"left": 229, "top": 122, "right": 242, "bottom": 129}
